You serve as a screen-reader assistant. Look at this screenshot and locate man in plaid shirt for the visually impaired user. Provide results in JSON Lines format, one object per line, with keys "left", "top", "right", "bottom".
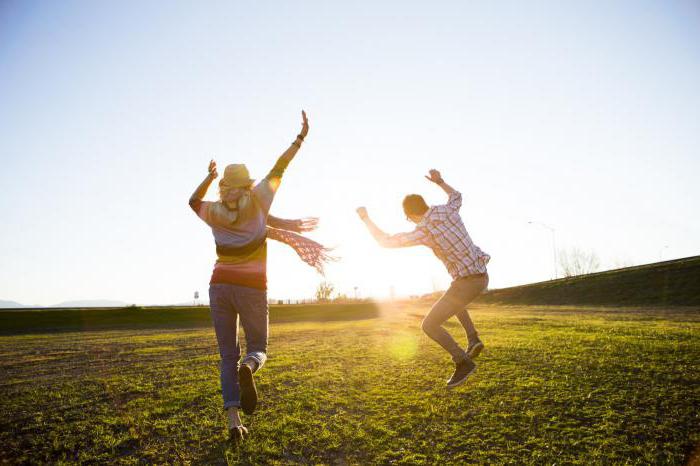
{"left": 357, "top": 169, "right": 490, "bottom": 387}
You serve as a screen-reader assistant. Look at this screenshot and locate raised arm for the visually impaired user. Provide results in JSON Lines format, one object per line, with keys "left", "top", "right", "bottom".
{"left": 189, "top": 160, "right": 218, "bottom": 209}
{"left": 264, "top": 110, "right": 310, "bottom": 182}
{"left": 253, "top": 111, "right": 310, "bottom": 214}
{"left": 355, "top": 207, "right": 426, "bottom": 248}
{"left": 425, "top": 168, "right": 456, "bottom": 195}
{"left": 425, "top": 168, "right": 461, "bottom": 211}
{"left": 267, "top": 215, "right": 319, "bottom": 233}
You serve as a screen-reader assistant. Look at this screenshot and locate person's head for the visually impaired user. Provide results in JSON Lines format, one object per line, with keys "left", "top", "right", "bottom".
{"left": 402, "top": 194, "right": 429, "bottom": 224}
{"left": 219, "top": 164, "right": 254, "bottom": 210}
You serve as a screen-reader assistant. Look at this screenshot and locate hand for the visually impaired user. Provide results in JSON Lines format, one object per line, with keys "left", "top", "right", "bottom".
{"left": 294, "top": 217, "right": 319, "bottom": 233}
{"left": 208, "top": 159, "right": 218, "bottom": 179}
{"left": 299, "top": 110, "right": 309, "bottom": 139}
{"left": 356, "top": 207, "right": 368, "bottom": 221}
{"left": 424, "top": 169, "right": 443, "bottom": 184}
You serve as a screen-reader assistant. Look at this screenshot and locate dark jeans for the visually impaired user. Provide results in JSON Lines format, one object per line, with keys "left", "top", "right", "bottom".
{"left": 421, "top": 273, "right": 489, "bottom": 363}
{"left": 209, "top": 283, "right": 268, "bottom": 409}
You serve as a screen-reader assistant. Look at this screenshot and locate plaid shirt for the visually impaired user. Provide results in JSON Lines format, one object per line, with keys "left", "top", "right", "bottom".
{"left": 378, "top": 191, "right": 490, "bottom": 279}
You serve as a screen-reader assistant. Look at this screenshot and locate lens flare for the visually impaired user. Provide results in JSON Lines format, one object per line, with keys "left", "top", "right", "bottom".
{"left": 268, "top": 177, "right": 281, "bottom": 191}
{"left": 387, "top": 331, "right": 418, "bottom": 361}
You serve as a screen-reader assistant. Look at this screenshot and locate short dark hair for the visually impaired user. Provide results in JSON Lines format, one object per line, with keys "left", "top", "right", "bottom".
{"left": 403, "top": 194, "right": 429, "bottom": 217}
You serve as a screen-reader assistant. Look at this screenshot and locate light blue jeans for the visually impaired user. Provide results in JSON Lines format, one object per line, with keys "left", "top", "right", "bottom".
{"left": 209, "top": 283, "right": 268, "bottom": 409}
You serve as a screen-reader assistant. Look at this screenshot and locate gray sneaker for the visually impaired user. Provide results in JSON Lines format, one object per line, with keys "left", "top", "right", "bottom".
{"left": 238, "top": 362, "right": 258, "bottom": 415}
{"left": 446, "top": 358, "right": 477, "bottom": 388}
{"left": 467, "top": 339, "right": 484, "bottom": 359}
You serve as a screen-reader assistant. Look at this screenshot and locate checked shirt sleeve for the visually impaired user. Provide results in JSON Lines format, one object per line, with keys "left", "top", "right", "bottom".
{"left": 431, "top": 191, "right": 463, "bottom": 221}
{"left": 376, "top": 227, "right": 428, "bottom": 248}
{"left": 446, "top": 191, "right": 462, "bottom": 211}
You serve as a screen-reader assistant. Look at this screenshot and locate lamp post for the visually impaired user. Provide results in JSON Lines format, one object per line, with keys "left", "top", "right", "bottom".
{"left": 528, "top": 221, "right": 558, "bottom": 279}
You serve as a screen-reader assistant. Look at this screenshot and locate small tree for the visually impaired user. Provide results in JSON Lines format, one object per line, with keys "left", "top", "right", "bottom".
{"left": 315, "top": 281, "right": 335, "bottom": 302}
{"left": 558, "top": 247, "right": 600, "bottom": 277}
{"left": 333, "top": 293, "right": 349, "bottom": 303}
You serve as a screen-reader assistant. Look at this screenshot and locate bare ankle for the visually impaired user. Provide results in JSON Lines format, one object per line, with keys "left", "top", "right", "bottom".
{"left": 226, "top": 407, "right": 242, "bottom": 428}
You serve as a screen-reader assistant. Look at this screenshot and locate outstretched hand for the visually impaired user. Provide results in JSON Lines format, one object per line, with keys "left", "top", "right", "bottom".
{"left": 356, "top": 207, "right": 368, "bottom": 221}
{"left": 294, "top": 217, "right": 320, "bottom": 233}
{"left": 424, "top": 169, "right": 443, "bottom": 184}
{"left": 299, "top": 110, "right": 310, "bottom": 139}
{"left": 208, "top": 159, "right": 218, "bottom": 179}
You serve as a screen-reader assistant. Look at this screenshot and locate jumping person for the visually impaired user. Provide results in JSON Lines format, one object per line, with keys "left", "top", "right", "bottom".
{"left": 189, "top": 111, "right": 333, "bottom": 442}
{"left": 356, "top": 169, "right": 490, "bottom": 388}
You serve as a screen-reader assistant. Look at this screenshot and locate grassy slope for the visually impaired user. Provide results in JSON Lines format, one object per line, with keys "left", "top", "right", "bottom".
{"left": 479, "top": 256, "right": 700, "bottom": 306}
{"left": 1, "top": 304, "right": 698, "bottom": 465}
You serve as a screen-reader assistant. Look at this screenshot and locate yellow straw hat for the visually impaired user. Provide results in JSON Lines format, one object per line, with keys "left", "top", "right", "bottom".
{"left": 220, "top": 164, "right": 255, "bottom": 188}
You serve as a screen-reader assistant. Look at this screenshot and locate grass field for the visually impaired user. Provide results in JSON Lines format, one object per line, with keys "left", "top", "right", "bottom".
{"left": 1, "top": 303, "right": 699, "bottom": 464}
{"left": 0, "top": 303, "right": 380, "bottom": 335}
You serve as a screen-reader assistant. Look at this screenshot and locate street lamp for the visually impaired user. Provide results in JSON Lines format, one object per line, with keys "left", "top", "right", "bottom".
{"left": 528, "top": 221, "right": 558, "bottom": 279}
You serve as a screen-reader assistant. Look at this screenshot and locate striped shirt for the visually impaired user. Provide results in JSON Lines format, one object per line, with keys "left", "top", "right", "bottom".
{"left": 376, "top": 191, "right": 490, "bottom": 279}
{"left": 189, "top": 159, "right": 289, "bottom": 290}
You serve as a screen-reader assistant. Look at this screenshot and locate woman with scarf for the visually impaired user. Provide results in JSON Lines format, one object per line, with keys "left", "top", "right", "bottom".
{"left": 189, "top": 111, "right": 332, "bottom": 442}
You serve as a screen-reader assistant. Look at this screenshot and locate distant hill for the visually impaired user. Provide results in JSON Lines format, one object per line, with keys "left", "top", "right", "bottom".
{"left": 479, "top": 256, "right": 700, "bottom": 306}
{"left": 0, "top": 300, "right": 27, "bottom": 308}
{"left": 2, "top": 299, "right": 131, "bottom": 309}
{"left": 51, "top": 300, "right": 129, "bottom": 308}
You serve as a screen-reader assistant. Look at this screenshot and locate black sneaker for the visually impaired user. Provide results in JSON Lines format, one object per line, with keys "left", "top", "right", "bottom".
{"left": 446, "top": 358, "right": 477, "bottom": 388}
{"left": 467, "top": 340, "right": 484, "bottom": 359}
{"left": 238, "top": 362, "right": 258, "bottom": 415}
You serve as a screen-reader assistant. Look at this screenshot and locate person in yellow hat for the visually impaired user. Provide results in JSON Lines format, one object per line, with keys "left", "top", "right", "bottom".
{"left": 189, "top": 111, "right": 333, "bottom": 442}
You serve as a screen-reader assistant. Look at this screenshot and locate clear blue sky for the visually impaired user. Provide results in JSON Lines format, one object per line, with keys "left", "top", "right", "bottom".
{"left": 1, "top": 0, "right": 699, "bottom": 305}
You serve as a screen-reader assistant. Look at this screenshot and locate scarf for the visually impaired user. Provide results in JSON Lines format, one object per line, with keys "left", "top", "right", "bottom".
{"left": 267, "top": 227, "right": 337, "bottom": 275}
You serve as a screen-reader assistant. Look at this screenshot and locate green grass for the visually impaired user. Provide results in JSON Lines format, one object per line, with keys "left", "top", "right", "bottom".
{"left": 479, "top": 255, "right": 700, "bottom": 306}
{"left": 0, "top": 303, "right": 379, "bottom": 335}
{"left": 1, "top": 304, "right": 699, "bottom": 464}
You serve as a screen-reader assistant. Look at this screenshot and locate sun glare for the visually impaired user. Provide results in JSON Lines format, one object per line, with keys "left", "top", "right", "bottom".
{"left": 387, "top": 331, "right": 418, "bottom": 361}
{"left": 268, "top": 177, "right": 281, "bottom": 192}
